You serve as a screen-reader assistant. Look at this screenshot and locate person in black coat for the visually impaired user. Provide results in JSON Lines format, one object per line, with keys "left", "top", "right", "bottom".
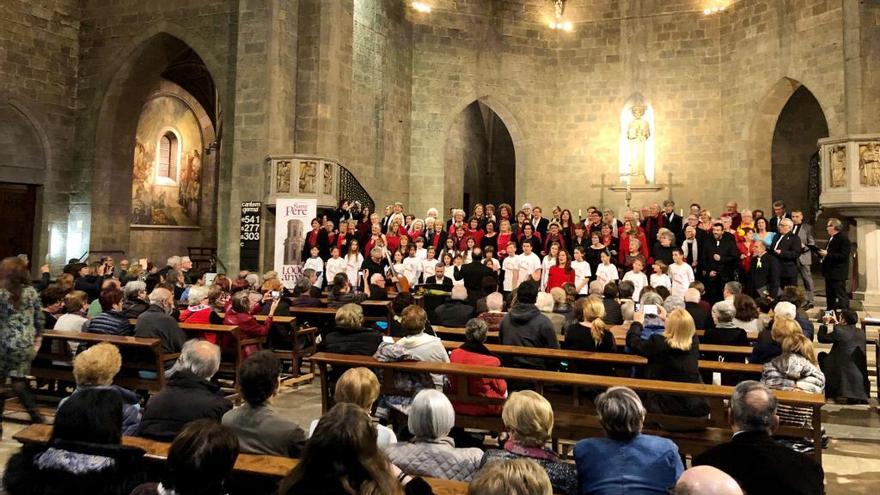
{"left": 456, "top": 249, "right": 497, "bottom": 305}
{"left": 748, "top": 241, "right": 780, "bottom": 299}
{"left": 134, "top": 289, "right": 188, "bottom": 355}
{"left": 432, "top": 285, "right": 475, "bottom": 327}
{"left": 701, "top": 300, "right": 748, "bottom": 385}
{"left": 658, "top": 200, "right": 683, "bottom": 239}
{"left": 138, "top": 340, "right": 233, "bottom": 441}
{"left": 766, "top": 201, "right": 792, "bottom": 233}
{"left": 317, "top": 303, "right": 384, "bottom": 383}
{"left": 423, "top": 264, "right": 454, "bottom": 290}
{"left": 498, "top": 280, "right": 559, "bottom": 370}
{"left": 684, "top": 288, "right": 713, "bottom": 331}
{"left": 819, "top": 218, "right": 851, "bottom": 310}
{"left": 600, "top": 282, "right": 624, "bottom": 326}
{"left": 769, "top": 218, "right": 802, "bottom": 288}
{"left": 693, "top": 380, "right": 824, "bottom": 495}
{"left": 625, "top": 307, "right": 710, "bottom": 418}
{"left": 701, "top": 224, "right": 740, "bottom": 303}
{"left": 562, "top": 297, "right": 616, "bottom": 374}
{"left": 3, "top": 388, "right": 147, "bottom": 495}
{"left": 817, "top": 310, "right": 869, "bottom": 403}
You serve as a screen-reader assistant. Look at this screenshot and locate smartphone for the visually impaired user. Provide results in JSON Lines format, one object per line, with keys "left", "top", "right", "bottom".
{"left": 271, "top": 291, "right": 280, "bottom": 299}
{"left": 376, "top": 321, "right": 389, "bottom": 331}
{"left": 634, "top": 303, "right": 641, "bottom": 312}
{"left": 823, "top": 310, "right": 834, "bottom": 318}
{"left": 643, "top": 304, "right": 658, "bottom": 316}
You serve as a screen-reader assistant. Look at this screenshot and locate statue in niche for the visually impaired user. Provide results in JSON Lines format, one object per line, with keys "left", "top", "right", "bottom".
{"left": 859, "top": 142, "right": 880, "bottom": 187}
{"left": 323, "top": 163, "right": 333, "bottom": 195}
{"left": 830, "top": 145, "right": 847, "bottom": 188}
{"left": 299, "top": 161, "right": 317, "bottom": 194}
{"left": 276, "top": 161, "right": 291, "bottom": 193}
{"left": 626, "top": 104, "right": 651, "bottom": 182}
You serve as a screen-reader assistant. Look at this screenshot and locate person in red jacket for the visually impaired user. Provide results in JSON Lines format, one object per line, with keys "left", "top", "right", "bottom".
{"left": 179, "top": 285, "right": 224, "bottom": 343}
{"left": 222, "top": 290, "right": 279, "bottom": 359}
{"left": 448, "top": 319, "right": 507, "bottom": 416}
{"left": 546, "top": 249, "right": 575, "bottom": 290}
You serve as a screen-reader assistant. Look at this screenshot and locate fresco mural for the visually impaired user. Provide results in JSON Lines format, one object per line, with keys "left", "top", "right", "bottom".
{"left": 131, "top": 96, "right": 204, "bottom": 226}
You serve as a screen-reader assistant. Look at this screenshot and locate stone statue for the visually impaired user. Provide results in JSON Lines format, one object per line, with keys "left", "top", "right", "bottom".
{"left": 859, "top": 142, "right": 880, "bottom": 187}
{"left": 276, "top": 160, "right": 291, "bottom": 193}
{"left": 830, "top": 146, "right": 847, "bottom": 188}
{"left": 626, "top": 104, "right": 651, "bottom": 180}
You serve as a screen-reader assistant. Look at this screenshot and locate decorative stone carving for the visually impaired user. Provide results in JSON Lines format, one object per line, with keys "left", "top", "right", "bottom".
{"left": 299, "top": 160, "right": 317, "bottom": 193}
{"left": 323, "top": 162, "right": 334, "bottom": 195}
{"left": 276, "top": 160, "right": 291, "bottom": 193}
{"left": 830, "top": 145, "right": 847, "bottom": 188}
{"left": 859, "top": 142, "right": 880, "bottom": 187}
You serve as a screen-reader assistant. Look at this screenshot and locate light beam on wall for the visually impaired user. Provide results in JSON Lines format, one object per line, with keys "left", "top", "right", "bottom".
{"left": 703, "top": 0, "right": 728, "bottom": 15}
{"left": 412, "top": 1, "right": 431, "bottom": 13}
{"left": 548, "top": 0, "right": 574, "bottom": 32}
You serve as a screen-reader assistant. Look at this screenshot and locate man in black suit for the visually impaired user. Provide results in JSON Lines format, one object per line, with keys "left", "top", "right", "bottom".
{"left": 423, "top": 264, "right": 453, "bottom": 290}
{"left": 819, "top": 218, "right": 851, "bottom": 310}
{"left": 658, "top": 199, "right": 683, "bottom": 239}
{"left": 748, "top": 241, "right": 780, "bottom": 299}
{"left": 432, "top": 285, "right": 475, "bottom": 326}
{"left": 531, "top": 205, "right": 550, "bottom": 238}
{"left": 770, "top": 218, "right": 802, "bottom": 288}
{"left": 456, "top": 248, "right": 496, "bottom": 306}
{"left": 767, "top": 200, "right": 791, "bottom": 233}
{"left": 694, "top": 380, "right": 824, "bottom": 495}
{"left": 701, "top": 223, "right": 740, "bottom": 303}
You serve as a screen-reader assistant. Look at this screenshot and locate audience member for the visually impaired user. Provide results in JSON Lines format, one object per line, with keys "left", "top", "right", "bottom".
{"left": 39, "top": 284, "right": 65, "bottom": 329}
{"left": 223, "top": 290, "right": 278, "bottom": 358}
{"left": 818, "top": 310, "right": 869, "bottom": 403}
{"left": 433, "top": 285, "right": 475, "bottom": 326}
{"left": 749, "top": 303, "right": 799, "bottom": 364}
{"left": 314, "top": 367, "right": 397, "bottom": 448}
{"left": 562, "top": 297, "right": 616, "bottom": 374}
{"left": 704, "top": 300, "right": 748, "bottom": 347}
{"left": 375, "top": 305, "right": 448, "bottom": 397}
{"left": 53, "top": 290, "right": 90, "bottom": 348}
{"left": 672, "top": 466, "right": 743, "bottom": 495}
{"left": 498, "top": 280, "right": 559, "bottom": 370}
{"left": 762, "top": 327, "right": 825, "bottom": 428}
{"left": 131, "top": 420, "right": 240, "bottom": 495}
{"left": 536, "top": 291, "right": 565, "bottom": 335}
{"left": 476, "top": 291, "right": 506, "bottom": 333}
{"left": 84, "top": 286, "right": 132, "bottom": 335}
{"left": 731, "top": 293, "right": 761, "bottom": 336}
{"left": 138, "top": 340, "right": 232, "bottom": 441}
{"left": 683, "top": 288, "right": 712, "bottom": 330}
{"left": 122, "top": 280, "right": 150, "bottom": 319}
{"left": 134, "top": 288, "right": 187, "bottom": 354}
{"left": 694, "top": 381, "right": 824, "bottom": 494}
{"left": 222, "top": 351, "right": 306, "bottom": 457}
{"left": 448, "top": 318, "right": 507, "bottom": 416}
{"left": 467, "top": 458, "right": 552, "bottom": 495}
{"left": 480, "top": 391, "right": 577, "bottom": 495}
{"left": 327, "top": 272, "right": 367, "bottom": 307}
{"left": 574, "top": 387, "right": 684, "bottom": 494}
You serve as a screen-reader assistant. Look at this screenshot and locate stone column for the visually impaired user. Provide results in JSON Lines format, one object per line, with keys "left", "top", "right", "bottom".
{"left": 853, "top": 217, "right": 880, "bottom": 311}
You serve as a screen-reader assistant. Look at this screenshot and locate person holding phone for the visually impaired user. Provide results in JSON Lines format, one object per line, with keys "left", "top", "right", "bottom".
{"left": 222, "top": 290, "right": 279, "bottom": 359}
{"left": 817, "top": 310, "right": 869, "bottom": 403}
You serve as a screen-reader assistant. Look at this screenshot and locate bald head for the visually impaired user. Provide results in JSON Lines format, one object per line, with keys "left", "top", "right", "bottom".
{"left": 673, "top": 466, "right": 742, "bottom": 495}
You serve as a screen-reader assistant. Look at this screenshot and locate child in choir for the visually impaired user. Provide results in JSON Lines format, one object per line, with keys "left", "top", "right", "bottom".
{"left": 570, "top": 246, "right": 592, "bottom": 297}
{"left": 325, "top": 246, "right": 347, "bottom": 285}
{"left": 344, "top": 240, "right": 364, "bottom": 289}
{"left": 452, "top": 254, "right": 465, "bottom": 285}
{"left": 501, "top": 241, "right": 519, "bottom": 295}
{"left": 623, "top": 259, "right": 648, "bottom": 301}
{"left": 421, "top": 246, "right": 438, "bottom": 284}
{"left": 650, "top": 260, "right": 671, "bottom": 290}
{"left": 668, "top": 248, "right": 695, "bottom": 298}
{"left": 483, "top": 245, "right": 501, "bottom": 273}
{"left": 595, "top": 249, "right": 619, "bottom": 287}
{"left": 391, "top": 250, "right": 406, "bottom": 282}
{"left": 402, "top": 244, "right": 423, "bottom": 286}
{"left": 414, "top": 236, "right": 428, "bottom": 260}
{"left": 304, "top": 246, "right": 325, "bottom": 288}
{"left": 517, "top": 241, "right": 542, "bottom": 288}
{"left": 463, "top": 237, "right": 478, "bottom": 263}
{"left": 541, "top": 242, "right": 560, "bottom": 291}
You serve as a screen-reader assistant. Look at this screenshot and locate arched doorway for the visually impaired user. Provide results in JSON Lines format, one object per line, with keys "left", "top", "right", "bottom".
{"left": 770, "top": 86, "right": 829, "bottom": 218}
{"left": 445, "top": 101, "right": 516, "bottom": 213}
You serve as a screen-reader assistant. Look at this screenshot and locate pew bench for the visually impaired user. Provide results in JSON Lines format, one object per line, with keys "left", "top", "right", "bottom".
{"left": 32, "top": 331, "right": 179, "bottom": 393}
{"left": 311, "top": 352, "right": 825, "bottom": 464}
{"left": 13, "top": 424, "right": 467, "bottom": 495}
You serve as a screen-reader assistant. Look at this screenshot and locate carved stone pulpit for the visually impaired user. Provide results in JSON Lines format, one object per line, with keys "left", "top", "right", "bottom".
{"left": 818, "top": 134, "right": 880, "bottom": 311}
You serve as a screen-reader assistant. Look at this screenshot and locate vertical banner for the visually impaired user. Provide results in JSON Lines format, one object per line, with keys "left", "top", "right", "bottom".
{"left": 274, "top": 198, "right": 317, "bottom": 289}
{"left": 239, "top": 201, "right": 262, "bottom": 271}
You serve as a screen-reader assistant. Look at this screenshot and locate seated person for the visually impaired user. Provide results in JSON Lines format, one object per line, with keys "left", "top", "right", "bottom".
{"left": 477, "top": 291, "right": 506, "bottom": 333}
{"left": 818, "top": 309, "right": 870, "bottom": 403}
{"left": 287, "top": 277, "right": 322, "bottom": 307}
{"left": 389, "top": 292, "right": 435, "bottom": 337}
{"left": 364, "top": 272, "right": 389, "bottom": 301}
{"left": 480, "top": 391, "right": 577, "bottom": 495}
{"left": 53, "top": 290, "right": 90, "bottom": 352}
{"left": 292, "top": 267, "right": 322, "bottom": 298}
{"left": 310, "top": 367, "right": 397, "bottom": 449}
{"left": 449, "top": 318, "right": 507, "bottom": 416}
{"left": 684, "top": 288, "right": 713, "bottom": 331}
{"left": 673, "top": 466, "right": 743, "bottom": 495}
{"left": 326, "top": 273, "right": 367, "bottom": 308}
{"left": 423, "top": 263, "right": 454, "bottom": 290}
{"left": 278, "top": 403, "right": 433, "bottom": 495}
{"left": 761, "top": 322, "right": 825, "bottom": 428}
{"left": 536, "top": 291, "right": 565, "bottom": 335}
{"left": 222, "top": 290, "right": 279, "bottom": 358}
{"left": 39, "top": 284, "right": 66, "bottom": 330}
{"left": 432, "top": 285, "right": 475, "bottom": 326}
{"left": 317, "top": 303, "right": 384, "bottom": 383}
{"left": 575, "top": 387, "right": 684, "bottom": 494}
{"left": 134, "top": 288, "right": 188, "bottom": 354}
{"left": 122, "top": 280, "right": 150, "bottom": 319}
{"left": 83, "top": 287, "right": 133, "bottom": 336}
{"left": 3, "top": 388, "right": 147, "bottom": 495}
{"left": 499, "top": 280, "right": 559, "bottom": 371}
{"left": 562, "top": 297, "right": 616, "bottom": 374}
{"left": 386, "top": 389, "right": 484, "bottom": 481}
{"left": 703, "top": 300, "right": 748, "bottom": 347}
{"left": 131, "top": 420, "right": 240, "bottom": 495}
{"left": 750, "top": 302, "right": 797, "bottom": 364}
{"left": 468, "top": 458, "right": 553, "bottom": 495}
{"left": 87, "top": 278, "right": 121, "bottom": 317}
{"left": 694, "top": 381, "right": 824, "bottom": 495}
{"left": 601, "top": 281, "right": 624, "bottom": 325}
{"left": 138, "top": 340, "right": 232, "bottom": 441}
{"left": 222, "top": 351, "right": 306, "bottom": 457}
{"left": 59, "top": 343, "right": 142, "bottom": 436}
{"left": 178, "top": 286, "right": 224, "bottom": 325}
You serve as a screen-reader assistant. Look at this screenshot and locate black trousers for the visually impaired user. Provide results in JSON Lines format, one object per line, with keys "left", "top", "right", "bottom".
{"left": 825, "top": 278, "right": 849, "bottom": 310}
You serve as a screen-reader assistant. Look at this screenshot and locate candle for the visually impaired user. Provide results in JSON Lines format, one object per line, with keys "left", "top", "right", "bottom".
{"left": 578, "top": 209, "right": 582, "bottom": 219}
{"left": 680, "top": 208, "right": 683, "bottom": 216}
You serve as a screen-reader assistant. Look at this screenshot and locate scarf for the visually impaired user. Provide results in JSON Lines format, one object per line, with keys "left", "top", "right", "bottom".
{"left": 504, "top": 440, "right": 559, "bottom": 461}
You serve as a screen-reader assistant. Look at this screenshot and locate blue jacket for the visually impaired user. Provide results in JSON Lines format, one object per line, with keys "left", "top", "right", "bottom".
{"left": 84, "top": 311, "right": 133, "bottom": 336}
{"left": 574, "top": 434, "right": 683, "bottom": 495}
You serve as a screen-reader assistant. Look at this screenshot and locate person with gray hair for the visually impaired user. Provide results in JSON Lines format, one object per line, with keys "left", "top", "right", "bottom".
{"left": 702, "top": 300, "right": 749, "bottom": 383}
{"left": 574, "top": 386, "right": 684, "bottom": 494}
{"left": 432, "top": 284, "right": 475, "bottom": 326}
{"left": 134, "top": 287, "right": 187, "bottom": 353}
{"left": 385, "top": 389, "right": 483, "bottom": 481}
{"left": 693, "top": 381, "right": 824, "bottom": 494}
{"left": 663, "top": 294, "right": 685, "bottom": 313}
{"left": 770, "top": 217, "right": 802, "bottom": 288}
{"left": 477, "top": 291, "right": 506, "bottom": 333}
{"left": 293, "top": 268, "right": 321, "bottom": 298}
{"left": 138, "top": 339, "right": 232, "bottom": 441}
{"left": 722, "top": 281, "right": 742, "bottom": 301}
{"left": 122, "top": 280, "right": 149, "bottom": 318}
{"left": 449, "top": 318, "right": 507, "bottom": 416}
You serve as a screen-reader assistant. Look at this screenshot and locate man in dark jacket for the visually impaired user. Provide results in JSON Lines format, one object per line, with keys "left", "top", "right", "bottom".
{"left": 134, "top": 288, "right": 188, "bottom": 354}
{"left": 498, "top": 280, "right": 559, "bottom": 370}
{"left": 684, "top": 288, "right": 713, "bottom": 330}
{"left": 748, "top": 241, "right": 780, "bottom": 299}
{"left": 819, "top": 218, "right": 851, "bottom": 310}
{"left": 603, "top": 281, "right": 625, "bottom": 326}
{"left": 770, "top": 218, "right": 802, "bottom": 288}
{"left": 432, "top": 285, "right": 475, "bottom": 327}
{"left": 701, "top": 223, "right": 740, "bottom": 303}
{"left": 138, "top": 340, "right": 232, "bottom": 441}
{"left": 694, "top": 381, "right": 823, "bottom": 495}
{"left": 456, "top": 248, "right": 496, "bottom": 306}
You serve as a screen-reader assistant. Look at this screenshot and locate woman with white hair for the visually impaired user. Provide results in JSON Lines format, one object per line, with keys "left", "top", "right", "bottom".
{"left": 178, "top": 285, "right": 224, "bottom": 341}
{"left": 385, "top": 389, "right": 483, "bottom": 481}
{"left": 536, "top": 291, "right": 564, "bottom": 335}
{"left": 121, "top": 280, "right": 149, "bottom": 318}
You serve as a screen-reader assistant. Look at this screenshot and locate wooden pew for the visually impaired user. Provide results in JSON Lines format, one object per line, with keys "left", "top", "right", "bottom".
{"left": 438, "top": 341, "right": 763, "bottom": 378}
{"left": 174, "top": 323, "right": 252, "bottom": 379}
{"left": 32, "top": 331, "right": 178, "bottom": 392}
{"left": 311, "top": 352, "right": 825, "bottom": 464}
{"left": 13, "top": 424, "right": 467, "bottom": 495}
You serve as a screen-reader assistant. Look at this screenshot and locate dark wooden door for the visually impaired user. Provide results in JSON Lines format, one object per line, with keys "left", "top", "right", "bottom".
{"left": 0, "top": 183, "right": 36, "bottom": 260}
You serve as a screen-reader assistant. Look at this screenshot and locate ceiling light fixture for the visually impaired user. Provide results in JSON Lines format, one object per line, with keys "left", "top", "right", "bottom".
{"left": 548, "top": 0, "right": 573, "bottom": 32}
{"left": 412, "top": 1, "right": 431, "bottom": 13}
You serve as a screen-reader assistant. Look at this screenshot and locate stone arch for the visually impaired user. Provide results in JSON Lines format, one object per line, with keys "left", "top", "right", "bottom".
{"left": 88, "top": 32, "right": 219, "bottom": 257}
{"left": 747, "top": 77, "right": 831, "bottom": 208}
{"left": 0, "top": 97, "right": 50, "bottom": 184}
{"left": 443, "top": 95, "right": 528, "bottom": 210}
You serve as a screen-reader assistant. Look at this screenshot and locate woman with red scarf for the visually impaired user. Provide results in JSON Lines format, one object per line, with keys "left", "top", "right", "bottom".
{"left": 222, "top": 290, "right": 279, "bottom": 359}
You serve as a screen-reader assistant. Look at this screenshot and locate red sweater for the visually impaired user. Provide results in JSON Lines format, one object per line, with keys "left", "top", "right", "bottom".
{"left": 222, "top": 309, "right": 272, "bottom": 359}
{"left": 546, "top": 265, "right": 575, "bottom": 290}
{"left": 449, "top": 346, "right": 507, "bottom": 416}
